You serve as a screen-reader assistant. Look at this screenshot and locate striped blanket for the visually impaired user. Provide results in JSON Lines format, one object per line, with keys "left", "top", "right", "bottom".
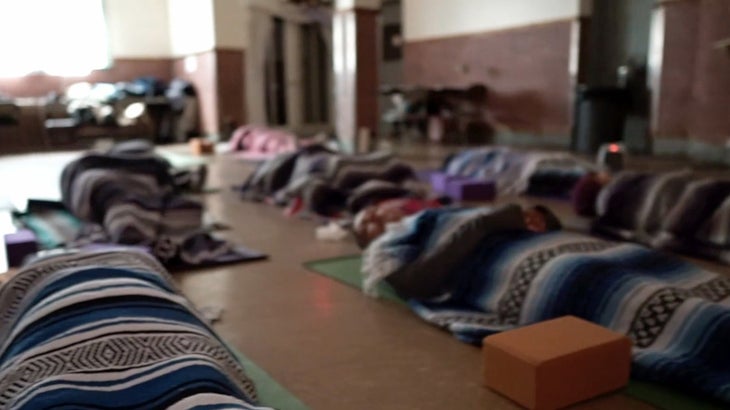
{"left": 443, "top": 147, "right": 598, "bottom": 197}
{"left": 240, "top": 145, "right": 421, "bottom": 216}
{"left": 0, "top": 250, "right": 270, "bottom": 409}
{"left": 364, "top": 207, "right": 730, "bottom": 403}
{"left": 57, "top": 147, "right": 262, "bottom": 267}
{"left": 594, "top": 170, "right": 730, "bottom": 264}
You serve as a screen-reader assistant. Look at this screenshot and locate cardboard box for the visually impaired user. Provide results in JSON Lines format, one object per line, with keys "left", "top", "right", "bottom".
{"left": 483, "top": 316, "right": 631, "bottom": 410}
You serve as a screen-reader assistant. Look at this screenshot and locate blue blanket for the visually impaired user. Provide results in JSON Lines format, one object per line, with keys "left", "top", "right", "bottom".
{"left": 0, "top": 250, "right": 270, "bottom": 409}
{"left": 364, "top": 208, "right": 730, "bottom": 404}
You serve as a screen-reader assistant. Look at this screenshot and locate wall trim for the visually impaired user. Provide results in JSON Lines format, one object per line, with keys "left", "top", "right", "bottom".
{"left": 686, "top": 140, "right": 730, "bottom": 165}
{"left": 653, "top": 137, "right": 730, "bottom": 165}
{"left": 495, "top": 130, "right": 571, "bottom": 149}
{"left": 496, "top": 131, "right": 730, "bottom": 165}
{"left": 168, "top": 47, "right": 245, "bottom": 60}
{"left": 652, "top": 137, "right": 688, "bottom": 156}
{"left": 657, "top": 0, "right": 696, "bottom": 5}
{"left": 404, "top": 17, "right": 577, "bottom": 44}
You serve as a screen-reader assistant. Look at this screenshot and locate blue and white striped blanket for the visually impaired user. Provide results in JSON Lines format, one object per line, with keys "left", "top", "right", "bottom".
{"left": 0, "top": 250, "right": 270, "bottom": 409}
{"left": 364, "top": 208, "right": 730, "bottom": 404}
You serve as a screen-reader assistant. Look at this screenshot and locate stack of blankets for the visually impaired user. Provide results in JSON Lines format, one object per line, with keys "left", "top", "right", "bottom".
{"left": 443, "top": 147, "right": 598, "bottom": 198}
{"left": 240, "top": 145, "right": 422, "bottom": 217}
{"left": 0, "top": 249, "right": 270, "bottom": 409}
{"left": 54, "top": 141, "right": 263, "bottom": 267}
{"left": 364, "top": 205, "right": 730, "bottom": 404}
{"left": 593, "top": 170, "right": 730, "bottom": 264}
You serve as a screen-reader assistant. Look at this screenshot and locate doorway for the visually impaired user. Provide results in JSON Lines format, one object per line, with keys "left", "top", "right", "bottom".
{"left": 265, "top": 17, "right": 288, "bottom": 126}
{"left": 301, "top": 22, "right": 330, "bottom": 125}
{"left": 586, "top": 0, "right": 654, "bottom": 153}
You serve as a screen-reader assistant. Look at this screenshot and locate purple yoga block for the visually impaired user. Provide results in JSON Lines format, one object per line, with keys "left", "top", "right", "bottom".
{"left": 4, "top": 229, "right": 38, "bottom": 267}
{"left": 445, "top": 179, "right": 496, "bottom": 201}
{"left": 430, "top": 172, "right": 471, "bottom": 194}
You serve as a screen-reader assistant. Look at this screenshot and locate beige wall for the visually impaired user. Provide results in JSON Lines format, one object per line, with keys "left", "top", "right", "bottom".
{"left": 106, "top": 0, "right": 249, "bottom": 57}
{"left": 213, "top": 0, "right": 249, "bottom": 50}
{"left": 104, "top": 0, "right": 172, "bottom": 57}
{"left": 403, "top": 0, "right": 584, "bottom": 41}
{"left": 167, "top": 0, "right": 216, "bottom": 56}
{"left": 105, "top": 0, "right": 252, "bottom": 57}
{"left": 215, "top": 0, "right": 308, "bottom": 50}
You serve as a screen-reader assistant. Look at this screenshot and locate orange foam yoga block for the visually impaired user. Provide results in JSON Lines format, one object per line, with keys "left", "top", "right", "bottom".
{"left": 190, "top": 138, "right": 214, "bottom": 155}
{"left": 482, "top": 316, "right": 631, "bottom": 410}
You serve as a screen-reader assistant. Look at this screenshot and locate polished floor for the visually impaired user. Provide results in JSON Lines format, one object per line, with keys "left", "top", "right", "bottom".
{"left": 1, "top": 143, "right": 728, "bottom": 409}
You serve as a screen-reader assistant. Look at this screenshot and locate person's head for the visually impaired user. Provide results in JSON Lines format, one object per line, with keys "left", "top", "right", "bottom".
{"left": 353, "top": 202, "right": 407, "bottom": 248}
{"left": 352, "top": 198, "right": 445, "bottom": 248}
{"left": 523, "top": 205, "right": 562, "bottom": 232}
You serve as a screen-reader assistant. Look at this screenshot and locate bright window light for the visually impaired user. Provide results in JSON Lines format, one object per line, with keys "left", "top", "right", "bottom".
{"left": 123, "top": 102, "right": 146, "bottom": 119}
{"left": 0, "top": 0, "right": 110, "bottom": 77}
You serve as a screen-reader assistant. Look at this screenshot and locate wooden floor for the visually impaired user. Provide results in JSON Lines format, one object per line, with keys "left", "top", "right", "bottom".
{"left": 1, "top": 143, "right": 728, "bottom": 409}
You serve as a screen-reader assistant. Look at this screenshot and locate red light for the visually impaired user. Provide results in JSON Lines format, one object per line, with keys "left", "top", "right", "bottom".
{"left": 608, "top": 144, "right": 620, "bottom": 153}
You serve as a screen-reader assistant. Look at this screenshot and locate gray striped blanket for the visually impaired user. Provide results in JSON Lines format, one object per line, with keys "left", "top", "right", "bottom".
{"left": 594, "top": 170, "right": 730, "bottom": 264}
{"left": 443, "top": 147, "right": 598, "bottom": 197}
{"left": 59, "top": 149, "right": 260, "bottom": 267}
{"left": 240, "top": 145, "right": 421, "bottom": 216}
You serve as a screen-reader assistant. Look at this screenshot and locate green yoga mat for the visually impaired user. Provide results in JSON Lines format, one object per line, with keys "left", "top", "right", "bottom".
{"left": 227, "top": 344, "right": 310, "bottom": 410}
{"left": 304, "top": 255, "right": 723, "bottom": 410}
{"left": 304, "top": 255, "right": 403, "bottom": 304}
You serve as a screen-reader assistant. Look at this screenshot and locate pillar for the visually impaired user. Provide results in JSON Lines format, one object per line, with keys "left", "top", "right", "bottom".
{"left": 333, "top": 0, "right": 380, "bottom": 153}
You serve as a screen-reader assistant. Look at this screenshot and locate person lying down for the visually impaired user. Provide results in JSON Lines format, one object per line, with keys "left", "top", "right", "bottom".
{"left": 353, "top": 200, "right": 559, "bottom": 248}
{"left": 363, "top": 205, "right": 730, "bottom": 404}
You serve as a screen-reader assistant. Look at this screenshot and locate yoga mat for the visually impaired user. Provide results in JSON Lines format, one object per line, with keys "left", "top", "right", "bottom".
{"left": 304, "top": 255, "right": 403, "bottom": 304}
{"left": 229, "top": 345, "right": 310, "bottom": 410}
{"left": 304, "top": 255, "right": 723, "bottom": 410}
{"left": 14, "top": 206, "right": 83, "bottom": 249}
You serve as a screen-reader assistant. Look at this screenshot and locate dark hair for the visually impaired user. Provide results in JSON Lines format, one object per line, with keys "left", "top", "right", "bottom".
{"left": 532, "top": 205, "right": 562, "bottom": 231}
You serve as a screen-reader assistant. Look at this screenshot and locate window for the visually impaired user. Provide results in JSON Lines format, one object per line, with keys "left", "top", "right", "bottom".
{"left": 0, "top": 0, "right": 110, "bottom": 77}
